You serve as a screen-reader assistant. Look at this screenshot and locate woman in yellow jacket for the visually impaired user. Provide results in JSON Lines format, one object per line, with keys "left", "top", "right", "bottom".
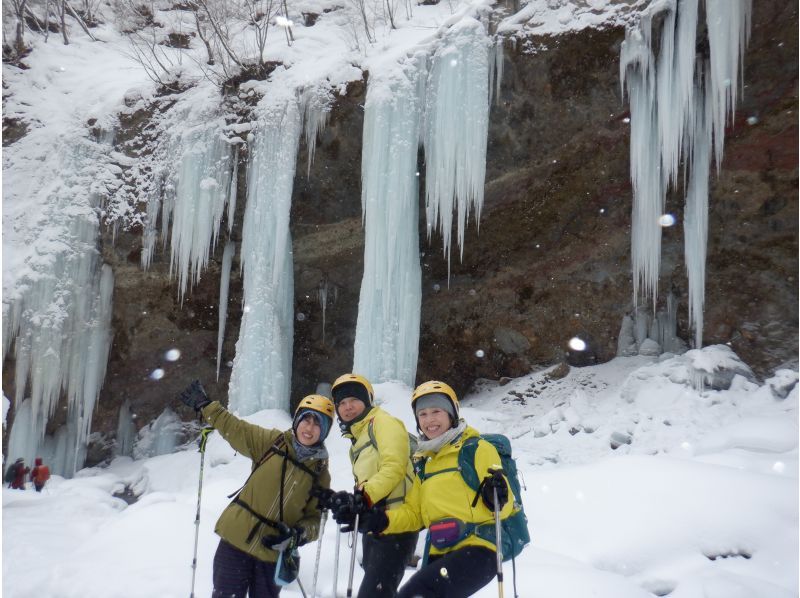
{"left": 356, "top": 381, "right": 513, "bottom": 598}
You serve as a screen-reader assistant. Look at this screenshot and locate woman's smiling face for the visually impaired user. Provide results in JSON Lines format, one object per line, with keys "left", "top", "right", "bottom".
{"left": 417, "top": 407, "right": 452, "bottom": 439}
{"left": 295, "top": 414, "right": 321, "bottom": 446}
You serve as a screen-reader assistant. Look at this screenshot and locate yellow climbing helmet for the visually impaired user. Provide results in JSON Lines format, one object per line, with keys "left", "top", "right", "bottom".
{"left": 331, "top": 373, "right": 374, "bottom": 406}
{"left": 295, "top": 394, "right": 335, "bottom": 419}
{"left": 293, "top": 394, "right": 335, "bottom": 442}
{"left": 411, "top": 380, "right": 460, "bottom": 419}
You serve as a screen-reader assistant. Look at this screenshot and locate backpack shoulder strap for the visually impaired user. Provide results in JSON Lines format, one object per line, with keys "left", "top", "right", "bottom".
{"left": 350, "top": 417, "right": 378, "bottom": 463}
{"left": 457, "top": 436, "right": 482, "bottom": 491}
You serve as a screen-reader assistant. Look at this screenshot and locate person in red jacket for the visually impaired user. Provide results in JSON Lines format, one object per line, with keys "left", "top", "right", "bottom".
{"left": 30, "top": 458, "right": 50, "bottom": 492}
{"left": 9, "top": 458, "right": 29, "bottom": 490}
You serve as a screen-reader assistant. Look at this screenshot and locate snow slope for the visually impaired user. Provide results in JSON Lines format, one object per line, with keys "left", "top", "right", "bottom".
{"left": 3, "top": 349, "right": 797, "bottom": 597}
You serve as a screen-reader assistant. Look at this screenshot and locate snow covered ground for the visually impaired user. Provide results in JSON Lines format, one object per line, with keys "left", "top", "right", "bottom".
{"left": 4, "top": 347, "right": 797, "bottom": 597}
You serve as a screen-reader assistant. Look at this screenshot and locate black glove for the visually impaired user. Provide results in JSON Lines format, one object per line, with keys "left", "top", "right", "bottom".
{"left": 331, "top": 489, "right": 369, "bottom": 526}
{"left": 263, "top": 523, "right": 305, "bottom": 551}
{"left": 179, "top": 380, "right": 211, "bottom": 412}
{"left": 479, "top": 468, "right": 508, "bottom": 511}
{"left": 311, "top": 487, "right": 336, "bottom": 511}
{"left": 356, "top": 507, "right": 389, "bottom": 535}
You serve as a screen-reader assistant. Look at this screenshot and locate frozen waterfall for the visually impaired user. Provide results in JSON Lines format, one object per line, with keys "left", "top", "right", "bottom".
{"left": 423, "top": 18, "right": 491, "bottom": 269}
{"left": 620, "top": 0, "right": 752, "bottom": 346}
{"left": 3, "top": 134, "right": 115, "bottom": 476}
{"left": 353, "top": 63, "right": 424, "bottom": 386}
{"left": 227, "top": 99, "right": 301, "bottom": 415}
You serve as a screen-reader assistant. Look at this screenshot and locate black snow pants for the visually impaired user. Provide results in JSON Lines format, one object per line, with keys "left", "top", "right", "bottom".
{"left": 396, "top": 545, "right": 497, "bottom": 598}
{"left": 212, "top": 539, "right": 281, "bottom": 598}
{"left": 358, "top": 530, "right": 419, "bottom": 598}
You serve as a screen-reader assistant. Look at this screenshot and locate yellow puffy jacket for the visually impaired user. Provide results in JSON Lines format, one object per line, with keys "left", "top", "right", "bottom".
{"left": 384, "top": 425, "right": 513, "bottom": 556}
{"left": 345, "top": 406, "right": 414, "bottom": 509}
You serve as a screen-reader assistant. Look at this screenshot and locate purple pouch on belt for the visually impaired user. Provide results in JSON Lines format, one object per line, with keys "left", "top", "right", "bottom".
{"left": 429, "top": 518, "right": 469, "bottom": 549}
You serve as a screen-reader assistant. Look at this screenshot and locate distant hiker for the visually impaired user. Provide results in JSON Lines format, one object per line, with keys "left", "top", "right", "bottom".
{"left": 30, "top": 458, "right": 51, "bottom": 492}
{"left": 7, "top": 458, "right": 29, "bottom": 490}
{"left": 355, "top": 381, "right": 516, "bottom": 598}
{"left": 179, "top": 380, "right": 333, "bottom": 598}
{"left": 326, "top": 373, "right": 418, "bottom": 598}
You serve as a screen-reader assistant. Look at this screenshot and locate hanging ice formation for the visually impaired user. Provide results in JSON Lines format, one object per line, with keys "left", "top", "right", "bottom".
{"left": 167, "top": 122, "right": 236, "bottom": 302}
{"left": 423, "top": 18, "right": 493, "bottom": 271}
{"left": 352, "top": 61, "right": 425, "bottom": 386}
{"left": 620, "top": 0, "right": 752, "bottom": 347}
{"left": 217, "top": 241, "right": 235, "bottom": 382}
{"left": 3, "top": 134, "right": 115, "bottom": 477}
{"left": 227, "top": 99, "right": 302, "bottom": 415}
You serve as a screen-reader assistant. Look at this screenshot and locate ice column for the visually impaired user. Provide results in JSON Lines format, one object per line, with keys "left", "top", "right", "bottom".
{"left": 115, "top": 400, "right": 137, "bottom": 457}
{"left": 227, "top": 100, "right": 301, "bottom": 415}
{"left": 423, "top": 18, "right": 491, "bottom": 269}
{"left": 620, "top": 0, "right": 751, "bottom": 344}
{"left": 353, "top": 64, "right": 424, "bottom": 386}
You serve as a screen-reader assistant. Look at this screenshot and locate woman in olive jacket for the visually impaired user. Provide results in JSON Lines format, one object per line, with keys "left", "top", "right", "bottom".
{"left": 356, "top": 381, "right": 513, "bottom": 598}
{"left": 180, "top": 381, "right": 333, "bottom": 598}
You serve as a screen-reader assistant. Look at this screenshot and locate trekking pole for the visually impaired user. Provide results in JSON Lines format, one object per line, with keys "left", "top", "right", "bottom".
{"left": 332, "top": 525, "right": 341, "bottom": 597}
{"left": 190, "top": 426, "right": 214, "bottom": 598}
{"left": 296, "top": 575, "right": 308, "bottom": 598}
{"left": 493, "top": 487, "right": 504, "bottom": 598}
{"left": 310, "top": 510, "right": 328, "bottom": 597}
{"left": 346, "top": 514, "right": 360, "bottom": 598}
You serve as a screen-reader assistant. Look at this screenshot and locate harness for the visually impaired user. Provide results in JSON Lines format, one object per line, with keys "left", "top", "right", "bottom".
{"left": 227, "top": 434, "right": 323, "bottom": 543}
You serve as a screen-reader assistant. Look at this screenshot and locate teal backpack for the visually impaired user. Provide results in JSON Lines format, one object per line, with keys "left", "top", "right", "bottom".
{"left": 416, "top": 433, "right": 530, "bottom": 561}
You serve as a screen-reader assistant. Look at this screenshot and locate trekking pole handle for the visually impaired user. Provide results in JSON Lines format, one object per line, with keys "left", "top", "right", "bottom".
{"left": 198, "top": 426, "right": 214, "bottom": 453}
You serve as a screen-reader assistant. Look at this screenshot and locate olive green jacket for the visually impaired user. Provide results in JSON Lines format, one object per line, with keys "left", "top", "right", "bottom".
{"left": 202, "top": 401, "right": 331, "bottom": 563}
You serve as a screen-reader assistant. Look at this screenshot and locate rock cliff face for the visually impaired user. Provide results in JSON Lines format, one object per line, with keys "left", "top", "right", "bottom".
{"left": 68, "top": 0, "right": 800, "bottom": 454}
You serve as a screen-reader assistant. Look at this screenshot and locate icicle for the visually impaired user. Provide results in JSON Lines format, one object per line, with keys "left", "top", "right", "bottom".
{"left": 115, "top": 400, "right": 137, "bottom": 457}
{"left": 168, "top": 123, "right": 235, "bottom": 303}
{"left": 217, "top": 242, "right": 235, "bottom": 382}
{"left": 318, "top": 280, "right": 329, "bottom": 345}
{"left": 353, "top": 61, "right": 423, "bottom": 387}
{"left": 488, "top": 37, "right": 505, "bottom": 106}
{"left": 227, "top": 99, "right": 301, "bottom": 415}
{"left": 621, "top": 0, "right": 751, "bottom": 340}
{"left": 227, "top": 146, "right": 239, "bottom": 233}
{"left": 685, "top": 71, "right": 712, "bottom": 348}
{"left": 621, "top": 23, "right": 664, "bottom": 307}
{"left": 301, "top": 86, "right": 333, "bottom": 177}
{"left": 423, "top": 18, "right": 491, "bottom": 270}
{"left": 705, "top": 0, "right": 752, "bottom": 171}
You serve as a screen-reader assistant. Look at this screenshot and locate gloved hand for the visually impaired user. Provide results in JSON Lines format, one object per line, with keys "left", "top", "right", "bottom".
{"left": 479, "top": 468, "right": 508, "bottom": 511}
{"left": 263, "top": 523, "right": 305, "bottom": 551}
{"left": 179, "top": 380, "right": 211, "bottom": 412}
{"left": 311, "top": 487, "right": 336, "bottom": 511}
{"left": 331, "top": 489, "right": 369, "bottom": 527}
{"left": 356, "top": 507, "right": 389, "bottom": 535}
